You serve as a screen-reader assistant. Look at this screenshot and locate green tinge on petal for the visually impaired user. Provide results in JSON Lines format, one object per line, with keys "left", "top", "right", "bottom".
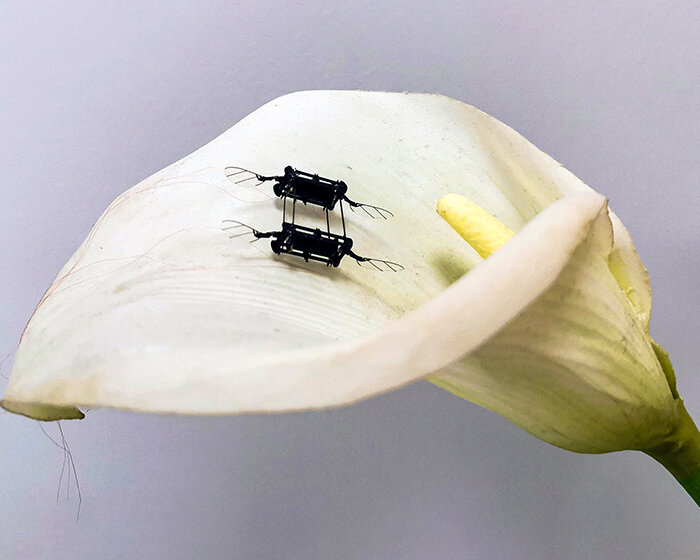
{"left": 0, "top": 400, "right": 84, "bottom": 421}
{"left": 650, "top": 339, "right": 678, "bottom": 399}
{"left": 606, "top": 212, "right": 652, "bottom": 328}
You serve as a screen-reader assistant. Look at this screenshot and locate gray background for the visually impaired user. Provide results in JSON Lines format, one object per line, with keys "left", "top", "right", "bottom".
{"left": 1, "top": 1, "right": 698, "bottom": 558}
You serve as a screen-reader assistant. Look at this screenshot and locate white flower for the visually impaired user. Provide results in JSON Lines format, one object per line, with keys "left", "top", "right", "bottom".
{"left": 2, "top": 92, "right": 695, "bottom": 482}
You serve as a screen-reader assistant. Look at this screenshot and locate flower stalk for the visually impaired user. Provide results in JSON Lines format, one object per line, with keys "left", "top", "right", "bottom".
{"left": 645, "top": 400, "right": 700, "bottom": 506}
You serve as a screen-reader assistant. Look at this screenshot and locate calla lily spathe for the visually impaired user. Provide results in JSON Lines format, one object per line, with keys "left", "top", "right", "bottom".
{"left": 0, "top": 92, "right": 691, "bottom": 469}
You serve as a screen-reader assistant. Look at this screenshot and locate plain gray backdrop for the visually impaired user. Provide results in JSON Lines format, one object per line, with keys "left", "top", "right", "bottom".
{"left": 1, "top": 1, "right": 698, "bottom": 559}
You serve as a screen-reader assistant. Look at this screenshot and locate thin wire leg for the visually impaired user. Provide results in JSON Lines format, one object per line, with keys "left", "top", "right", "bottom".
{"left": 343, "top": 198, "right": 394, "bottom": 219}
{"left": 340, "top": 200, "right": 347, "bottom": 236}
{"left": 348, "top": 250, "right": 404, "bottom": 272}
{"left": 221, "top": 220, "right": 260, "bottom": 238}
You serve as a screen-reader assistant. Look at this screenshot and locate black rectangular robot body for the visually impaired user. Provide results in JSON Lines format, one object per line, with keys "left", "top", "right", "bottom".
{"left": 273, "top": 167, "right": 348, "bottom": 210}
{"left": 271, "top": 222, "right": 353, "bottom": 267}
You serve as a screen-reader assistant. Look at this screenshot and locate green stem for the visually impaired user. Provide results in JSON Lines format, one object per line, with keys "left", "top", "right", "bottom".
{"left": 644, "top": 399, "right": 700, "bottom": 507}
{"left": 677, "top": 467, "right": 700, "bottom": 507}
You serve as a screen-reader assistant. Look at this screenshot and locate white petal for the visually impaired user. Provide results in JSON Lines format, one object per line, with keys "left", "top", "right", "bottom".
{"left": 1, "top": 91, "right": 653, "bottom": 423}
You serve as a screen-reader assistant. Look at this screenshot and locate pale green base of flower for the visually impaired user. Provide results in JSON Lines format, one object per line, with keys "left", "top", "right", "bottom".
{"left": 436, "top": 193, "right": 700, "bottom": 507}
{"left": 644, "top": 399, "right": 700, "bottom": 507}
